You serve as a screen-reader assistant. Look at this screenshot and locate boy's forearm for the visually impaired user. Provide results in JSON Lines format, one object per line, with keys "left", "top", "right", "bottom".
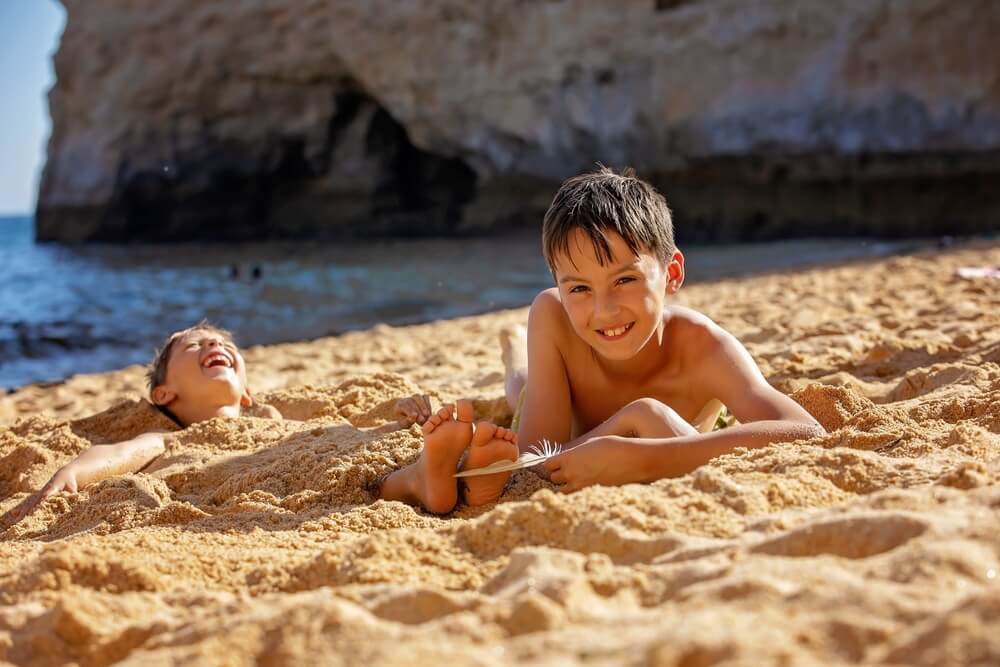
{"left": 632, "top": 420, "right": 825, "bottom": 481}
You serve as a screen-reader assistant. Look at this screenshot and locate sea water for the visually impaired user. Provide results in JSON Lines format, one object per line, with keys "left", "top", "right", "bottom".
{"left": 0, "top": 215, "right": 926, "bottom": 389}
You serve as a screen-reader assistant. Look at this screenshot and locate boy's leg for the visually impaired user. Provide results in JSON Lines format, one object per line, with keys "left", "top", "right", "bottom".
{"left": 377, "top": 400, "right": 474, "bottom": 514}
{"left": 500, "top": 326, "right": 528, "bottom": 412}
{"left": 562, "top": 398, "right": 698, "bottom": 453}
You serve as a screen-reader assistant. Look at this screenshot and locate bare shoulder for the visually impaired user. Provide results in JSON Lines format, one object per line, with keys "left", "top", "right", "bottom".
{"left": 528, "top": 289, "right": 573, "bottom": 338}
{"left": 666, "top": 305, "right": 767, "bottom": 393}
{"left": 530, "top": 287, "right": 564, "bottom": 318}
{"left": 260, "top": 404, "right": 284, "bottom": 420}
{"left": 242, "top": 403, "right": 284, "bottom": 421}
{"left": 664, "top": 305, "right": 735, "bottom": 357}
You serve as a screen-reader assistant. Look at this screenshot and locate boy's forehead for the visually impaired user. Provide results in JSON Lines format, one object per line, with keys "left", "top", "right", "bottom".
{"left": 553, "top": 229, "right": 652, "bottom": 273}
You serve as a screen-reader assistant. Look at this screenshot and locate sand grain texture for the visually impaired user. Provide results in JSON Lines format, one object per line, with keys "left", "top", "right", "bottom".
{"left": 2, "top": 243, "right": 1000, "bottom": 666}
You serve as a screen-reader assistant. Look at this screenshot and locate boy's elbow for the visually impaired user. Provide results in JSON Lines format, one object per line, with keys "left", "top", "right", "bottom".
{"left": 131, "top": 432, "right": 167, "bottom": 459}
{"left": 799, "top": 421, "right": 826, "bottom": 439}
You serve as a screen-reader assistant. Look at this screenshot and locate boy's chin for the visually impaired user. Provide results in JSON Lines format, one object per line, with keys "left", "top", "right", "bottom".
{"left": 200, "top": 376, "right": 244, "bottom": 401}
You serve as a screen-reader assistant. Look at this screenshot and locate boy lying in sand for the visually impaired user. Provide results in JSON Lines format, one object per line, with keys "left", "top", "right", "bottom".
{"left": 11, "top": 323, "right": 436, "bottom": 523}
{"left": 486, "top": 166, "right": 825, "bottom": 495}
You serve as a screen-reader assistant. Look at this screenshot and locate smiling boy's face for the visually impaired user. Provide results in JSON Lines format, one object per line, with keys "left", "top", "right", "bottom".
{"left": 151, "top": 328, "right": 251, "bottom": 408}
{"left": 553, "top": 229, "right": 684, "bottom": 361}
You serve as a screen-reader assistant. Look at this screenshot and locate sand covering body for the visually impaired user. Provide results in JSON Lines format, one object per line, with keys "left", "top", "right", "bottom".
{"left": 2, "top": 243, "right": 1000, "bottom": 666}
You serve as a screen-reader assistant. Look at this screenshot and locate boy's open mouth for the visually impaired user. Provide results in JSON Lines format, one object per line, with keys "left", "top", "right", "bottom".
{"left": 595, "top": 322, "right": 634, "bottom": 340}
{"left": 201, "top": 351, "right": 234, "bottom": 369}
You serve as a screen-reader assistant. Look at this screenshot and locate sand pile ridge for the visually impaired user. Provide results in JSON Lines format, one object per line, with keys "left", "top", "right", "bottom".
{"left": 2, "top": 242, "right": 1000, "bottom": 666}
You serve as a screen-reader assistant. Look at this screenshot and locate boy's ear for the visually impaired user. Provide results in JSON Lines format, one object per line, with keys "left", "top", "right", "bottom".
{"left": 151, "top": 385, "right": 176, "bottom": 406}
{"left": 666, "top": 250, "right": 685, "bottom": 294}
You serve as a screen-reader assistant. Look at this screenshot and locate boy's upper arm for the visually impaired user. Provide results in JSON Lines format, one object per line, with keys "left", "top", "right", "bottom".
{"left": 111, "top": 431, "right": 167, "bottom": 464}
{"left": 517, "top": 291, "right": 574, "bottom": 448}
{"left": 697, "top": 323, "right": 819, "bottom": 426}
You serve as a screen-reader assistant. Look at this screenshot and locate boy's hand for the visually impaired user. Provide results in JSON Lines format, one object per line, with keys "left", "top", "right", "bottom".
{"left": 543, "top": 436, "right": 645, "bottom": 493}
{"left": 7, "top": 465, "right": 80, "bottom": 526}
{"left": 394, "top": 394, "right": 433, "bottom": 427}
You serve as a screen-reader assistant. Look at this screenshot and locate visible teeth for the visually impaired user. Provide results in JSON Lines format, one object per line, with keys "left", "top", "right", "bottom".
{"left": 600, "top": 324, "right": 630, "bottom": 337}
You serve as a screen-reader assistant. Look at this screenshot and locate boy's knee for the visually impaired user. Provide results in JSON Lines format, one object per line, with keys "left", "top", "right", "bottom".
{"left": 626, "top": 397, "right": 671, "bottom": 419}
{"left": 621, "top": 398, "right": 691, "bottom": 438}
{"left": 623, "top": 397, "right": 676, "bottom": 429}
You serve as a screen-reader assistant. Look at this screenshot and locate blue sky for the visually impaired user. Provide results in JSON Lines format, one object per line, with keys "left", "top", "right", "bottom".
{"left": 0, "top": 1, "right": 65, "bottom": 216}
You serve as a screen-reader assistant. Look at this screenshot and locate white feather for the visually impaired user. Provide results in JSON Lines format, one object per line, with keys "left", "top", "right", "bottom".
{"left": 453, "top": 440, "right": 562, "bottom": 478}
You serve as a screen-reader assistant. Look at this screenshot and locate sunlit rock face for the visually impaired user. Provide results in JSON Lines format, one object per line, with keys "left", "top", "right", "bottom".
{"left": 36, "top": 0, "right": 1000, "bottom": 242}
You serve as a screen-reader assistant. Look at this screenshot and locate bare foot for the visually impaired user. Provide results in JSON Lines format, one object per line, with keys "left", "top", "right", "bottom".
{"left": 500, "top": 325, "right": 528, "bottom": 412}
{"left": 460, "top": 422, "right": 519, "bottom": 506}
{"left": 378, "top": 400, "right": 474, "bottom": 514}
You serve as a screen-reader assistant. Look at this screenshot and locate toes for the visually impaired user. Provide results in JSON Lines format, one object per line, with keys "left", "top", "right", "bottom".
{"left": 422, "top": 411, "right": 446, "bottom": 435}
{"left": 454, "top": 399, "right": 474, "bottom": 423}
{"left": 471, "top": 421, "right": 499, "bottom": 446}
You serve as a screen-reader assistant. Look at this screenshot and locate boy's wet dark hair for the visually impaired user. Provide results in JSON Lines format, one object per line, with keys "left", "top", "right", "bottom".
{"left": 542, "top": 165, "right": 676, "bottom": 271}
{"left": 146, "top": 321, "right": 235, "bottom": 399}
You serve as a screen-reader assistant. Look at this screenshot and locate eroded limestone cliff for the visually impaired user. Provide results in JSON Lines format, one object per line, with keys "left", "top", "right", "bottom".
{"left": 37, "top": 0, "right": 1000, "bottom": 241}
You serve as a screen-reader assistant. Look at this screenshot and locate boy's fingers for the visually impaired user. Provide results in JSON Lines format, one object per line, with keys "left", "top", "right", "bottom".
{"left": 397, "top": 400, "right": 422, "bottom": 421}
{"left": 549, "top": 470, "right": 567, "bottom": 485}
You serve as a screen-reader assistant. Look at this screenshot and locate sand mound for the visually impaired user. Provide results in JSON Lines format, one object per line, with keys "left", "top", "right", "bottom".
{"left": 2, "top": 242, "right": 1000, "bottom": 665}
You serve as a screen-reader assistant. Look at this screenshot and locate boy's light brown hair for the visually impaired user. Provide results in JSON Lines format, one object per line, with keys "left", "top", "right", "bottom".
{"left": 146, "top": 321, "right": 236, "bottom": 400}
{"left": 542, "top": 165, "right": 676, "bottom": 271}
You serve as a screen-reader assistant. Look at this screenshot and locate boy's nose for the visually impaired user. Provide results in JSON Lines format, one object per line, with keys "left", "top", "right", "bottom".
{"left": 593, "top": 293, "right": 621, "bottom": 319}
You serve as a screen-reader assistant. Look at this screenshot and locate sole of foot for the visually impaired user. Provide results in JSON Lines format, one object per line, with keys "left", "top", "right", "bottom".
{"left": 417, "top": 399, "right": 475, "bottom": 514}
{"left": 461, "top": 421, "right": 519, "bottom": 507}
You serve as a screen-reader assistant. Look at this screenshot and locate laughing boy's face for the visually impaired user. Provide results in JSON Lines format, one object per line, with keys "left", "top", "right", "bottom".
{"left": 553, "top": 228, "right": 681, "bottom": 362}
{"left": 154, "top": 329, "right": 250, "bottom": 408}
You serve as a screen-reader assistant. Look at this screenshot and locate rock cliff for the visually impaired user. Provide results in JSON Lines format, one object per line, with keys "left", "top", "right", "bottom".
{"left": 37, "top": 0, "right": 1000, "bottom": 242}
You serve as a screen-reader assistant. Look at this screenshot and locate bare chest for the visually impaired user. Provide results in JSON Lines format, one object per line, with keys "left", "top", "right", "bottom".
{"left": 564, "top": 352, "right": 708, "bottom": 433}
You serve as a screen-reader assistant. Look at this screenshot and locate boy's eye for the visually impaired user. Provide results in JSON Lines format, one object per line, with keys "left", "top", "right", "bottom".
{"left": 569, "top": 285, "right": 590, "bottom": 294}
{"left": 616, "top": 276, "right": 637, "bottom": 286}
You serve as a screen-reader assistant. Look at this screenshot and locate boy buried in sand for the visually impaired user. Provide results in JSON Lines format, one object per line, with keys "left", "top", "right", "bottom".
{"left": 11, "top": 323, "right": 433, "bottom": 524}
{"left": 487, "top": 166, "right": 825, "bottom": 495}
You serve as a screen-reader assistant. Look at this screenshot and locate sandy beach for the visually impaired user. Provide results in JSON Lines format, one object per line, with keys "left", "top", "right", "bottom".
{"left": 2, "top": 241, "right": 1000, "bottom": 666}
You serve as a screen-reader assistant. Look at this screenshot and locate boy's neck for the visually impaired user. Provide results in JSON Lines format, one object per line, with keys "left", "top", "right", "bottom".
{"left": 168, "top": 400, "right": 242, "bottom": 427}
